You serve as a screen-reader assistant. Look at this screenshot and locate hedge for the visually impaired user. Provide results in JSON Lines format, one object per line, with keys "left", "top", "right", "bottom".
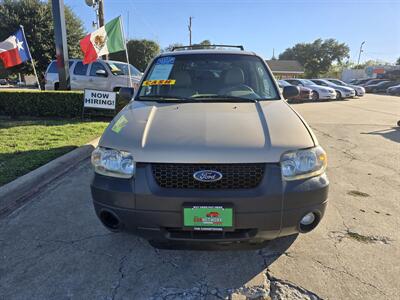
{"left": 0, "top": 90, "right": 129, "bottom": 118}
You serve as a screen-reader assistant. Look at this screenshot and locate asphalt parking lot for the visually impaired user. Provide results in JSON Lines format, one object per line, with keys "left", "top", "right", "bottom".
{"left": 0, "top": 94, "right": 399, "bottom": 300}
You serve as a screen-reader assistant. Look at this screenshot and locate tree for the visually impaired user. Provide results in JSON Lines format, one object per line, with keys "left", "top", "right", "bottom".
{"left": 279, "top": 38, "right": 350, "bottom": 77}
{"left": 0, "top": 0, "right": 85, "bottom": 76}
{"left": 109, "top": 39, "right": 160, "bottom": 72}
{"left": 163, "top": 43, "right": 183, "bottom": 52}
{"left": 396, "top": 57, "right": 400, "bottom": 65}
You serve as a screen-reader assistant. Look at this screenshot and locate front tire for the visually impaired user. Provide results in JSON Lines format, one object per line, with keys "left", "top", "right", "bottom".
{"left": 312, "top": 91, "right": 319, "bottom": 101}
{"left": 336, "top": 91, "right": 342, "bottom": 100}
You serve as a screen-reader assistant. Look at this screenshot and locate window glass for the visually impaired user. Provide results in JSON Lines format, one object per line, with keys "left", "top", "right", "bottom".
{"left": 107, "top": 62, "right": 141, "bottom": 77}
{"left": 73, "top": 62, "right": 88, "bottom": 75}
{"left": 138, "top": 54, "right": 279, "bottom": 101}
{"left": 90, "top": 62, "right": 107, "bottom": 76}
{"left": 47, "top": 61, "right": 74, "bottom": 73}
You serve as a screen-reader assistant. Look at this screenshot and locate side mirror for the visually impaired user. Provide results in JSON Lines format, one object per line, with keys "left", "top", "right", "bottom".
{"left": 282, "top": 85, "right": 300, "bottom": 99}
{"left": 95, "top": 69, "right": 108, "bottom": 77}
{"left": 119, "top": 87, "right": 135, "bottom": 101}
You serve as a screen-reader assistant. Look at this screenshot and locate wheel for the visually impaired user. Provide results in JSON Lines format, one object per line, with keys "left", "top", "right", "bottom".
{"left": 54, "top": 83, "right": 59, "bottom": 90}
{"left": 336, "top": 91, "right": 342, "bottom": 100}
{"left": 311, "top": 91, "right": 319, "bottom": 101}
{"left": 397, "top": 120, "right": 400, "bottom": 127}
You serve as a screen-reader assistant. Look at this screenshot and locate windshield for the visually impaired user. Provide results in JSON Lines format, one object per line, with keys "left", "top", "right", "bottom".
{"left": 137, "top": 54, "right": 279, "bottom": 101}
{"left": 300, "top": 79, "right": 315, "bottom": 85}
{"left": 329, "top": 79, "right": 344, "bottom": 85}
{"left": 107, "top": 62, "right": 141, "bottom": 77}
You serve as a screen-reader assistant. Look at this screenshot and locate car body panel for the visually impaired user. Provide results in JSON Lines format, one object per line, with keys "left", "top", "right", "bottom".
{"left": 285, "top": 79, "right": 336, "bottom": 100}
{"left": 99, "top": 100, "right": 315, "bottom": 164}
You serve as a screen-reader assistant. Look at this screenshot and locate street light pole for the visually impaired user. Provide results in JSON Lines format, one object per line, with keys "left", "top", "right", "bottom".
{"left": 51, "top": 0, "right": 70, "bottom": 90}
{"left": 357, "top": 41, "right": 365, "bottom": 65}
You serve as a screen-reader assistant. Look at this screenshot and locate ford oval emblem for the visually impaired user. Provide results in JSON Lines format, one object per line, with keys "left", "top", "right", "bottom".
{"left": 193, "top": 170, "right": 223, "bottom": 182}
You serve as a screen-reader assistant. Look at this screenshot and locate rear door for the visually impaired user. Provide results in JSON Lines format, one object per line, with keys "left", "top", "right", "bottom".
{"left": 70, "top": 61, "right": 90, "bottom": 90}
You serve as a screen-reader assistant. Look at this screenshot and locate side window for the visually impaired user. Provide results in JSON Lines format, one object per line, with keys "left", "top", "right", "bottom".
{"left": 73, "top": 62, "right": 88, "bottom": 75}
{"left": 90, "top": 62, "right": 108, "bottom": 76}
{"left": 288, "top": 80, "right": 299, "bottom": 86}
{"left": 47, "top": 61, "right": 74, "bottom": 73}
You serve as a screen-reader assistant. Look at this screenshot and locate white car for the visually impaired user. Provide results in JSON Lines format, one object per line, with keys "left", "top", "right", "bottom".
{"left": 310, "top": 79, "right": 355, "bottom": 99}
{"left": 285, "top": 79, "right": 336, "bottom": 101}
{"left": 45, "top": 59, "right": 142, "bottom": 91}
{"left": 324, "top": 78, "right": 365, "bottom": 97}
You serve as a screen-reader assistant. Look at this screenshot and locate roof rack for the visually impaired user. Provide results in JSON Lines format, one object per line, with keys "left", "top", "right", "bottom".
{"left": 171, "top": 44, "right": 244, "bottom": 51}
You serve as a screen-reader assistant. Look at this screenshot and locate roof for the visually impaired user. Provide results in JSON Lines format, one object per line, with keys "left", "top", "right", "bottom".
{"left": 265, "top": 60, "right": 304, "bottom": 74}
{"left": 159, "top": 49, "right": 256, "bottom": 57}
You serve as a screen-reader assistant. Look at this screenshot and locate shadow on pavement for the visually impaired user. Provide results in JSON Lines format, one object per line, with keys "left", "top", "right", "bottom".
{"left": 361, "top": 127, "right": 400, "bottom": 143}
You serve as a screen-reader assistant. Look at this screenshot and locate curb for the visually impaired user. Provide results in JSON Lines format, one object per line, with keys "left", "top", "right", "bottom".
{"left": 0, "top": 137, "right": 99, "bottom": 218}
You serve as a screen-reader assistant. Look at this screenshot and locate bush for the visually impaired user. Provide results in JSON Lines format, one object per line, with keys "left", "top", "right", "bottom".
{"left": 0, "top": 90, "right": 129, "bottom": 118}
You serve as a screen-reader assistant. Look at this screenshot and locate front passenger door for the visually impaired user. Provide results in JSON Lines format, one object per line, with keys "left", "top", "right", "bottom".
{"left": 87, "top": 62, "right": 110, "bottom": 91}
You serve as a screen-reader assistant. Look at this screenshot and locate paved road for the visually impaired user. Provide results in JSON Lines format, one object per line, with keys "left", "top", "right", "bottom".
{"left": 1, "top": 94, "right": 399, "bottom": 300}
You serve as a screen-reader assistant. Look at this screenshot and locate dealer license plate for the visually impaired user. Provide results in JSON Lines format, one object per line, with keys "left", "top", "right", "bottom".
{"left": 183, "top": 205, "right": 233, "bottom": 231}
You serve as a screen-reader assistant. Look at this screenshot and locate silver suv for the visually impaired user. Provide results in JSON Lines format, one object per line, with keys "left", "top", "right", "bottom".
{"left": 90, "top": 46, "right": 329, "bottom": 248}
{"left": 44, "top": 59, "right": 142, "bottom": 91}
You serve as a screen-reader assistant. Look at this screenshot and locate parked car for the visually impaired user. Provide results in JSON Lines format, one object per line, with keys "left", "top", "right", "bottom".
{"left": 349, "top": 78, "right": 374, "bottom": 85}
{"left": 370, "top": 81, "right": 400, "bottom": 93}
{"left": 278, "top": 80, "right": 312, "bottom": 101}
{"left": 360, "top": 79, "right": 387, "bottom": 87}
{"left": 310, "top": 79, "right": 355, "bottom": 99}
{"left": 285, "top": 78, "right": 336, "bottom": 101}
{"left": 45, "top": 59, "right": 142, "bottom": 91}
{"left": 0, "top": 79, "right": 8, "bottom": 85}
{"left": 387, "top": 84, "right": 400, "bottom": 95}
{"left": 325, "top": 78, "right": 365, "bottom": 97}
{"left": 364, "top": 80, "right": 391, "bottom": 93}
{"left": 90, "top": 46, "right": 329, "bottom": 247}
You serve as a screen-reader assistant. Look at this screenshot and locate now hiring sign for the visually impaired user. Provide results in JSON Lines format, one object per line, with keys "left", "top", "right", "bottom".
{"left": 84, "top": 89, "right": 116, "bottom": 110}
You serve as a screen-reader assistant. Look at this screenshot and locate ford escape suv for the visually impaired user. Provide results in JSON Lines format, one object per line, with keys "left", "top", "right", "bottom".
{"left": 90, "top": 45, "right": 329, "bottom": 246}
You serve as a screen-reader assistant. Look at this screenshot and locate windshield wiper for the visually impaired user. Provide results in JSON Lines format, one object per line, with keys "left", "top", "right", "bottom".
{"left": 138, "top": 95, "right": 193, "bottom": 102}
{"left": 191, "top": 95, "right": 259, "bottom": 103}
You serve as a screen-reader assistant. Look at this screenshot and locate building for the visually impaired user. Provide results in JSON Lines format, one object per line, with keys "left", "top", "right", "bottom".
{"left": 265, "top": 60, "right": 304, "bottom": 79}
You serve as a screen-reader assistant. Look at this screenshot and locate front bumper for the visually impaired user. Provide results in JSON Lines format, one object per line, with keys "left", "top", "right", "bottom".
{"left": 91, "top": 164, "right": 329, "bottom": 243}
{"left": 319, "top": 92, "right": 336, "bottom": 100}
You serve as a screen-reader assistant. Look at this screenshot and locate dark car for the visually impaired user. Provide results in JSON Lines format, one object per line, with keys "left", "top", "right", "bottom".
{"left": 349, "top": 78, "right": 373, "bottom": 85}
{"left": 387, "top": 84, "right": 400, "bottom": 95}
{"left": 278, "top": 80, "right": 312, "bottom": 101}
{"left": 0, "top": 78, "right": 8, "bottom": 85}
{"left": 364, "top": 80, "right": 391, "bottom": 93}
{"left": 361, "top": 79, "right": 387, "bottom": 87}
{"left": 372, "top": 81, "right": 400, "bottom": 93}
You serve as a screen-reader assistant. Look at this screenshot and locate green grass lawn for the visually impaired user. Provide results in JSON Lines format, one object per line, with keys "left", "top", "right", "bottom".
{"left": 0, "top": 119, "right": 108, "bottom": 186}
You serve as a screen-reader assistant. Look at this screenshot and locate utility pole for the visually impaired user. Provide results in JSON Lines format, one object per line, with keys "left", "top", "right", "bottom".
{"left": 188, "top": 16, "right": 193, "bottom": 46}
{"left": 97, "top": 0, "right": 107, "bottom": 59}
{"left": 85, "top": 0, "right": 107, "bottom": 59}
{"left": 52, "top": 0, "right": 70, "bottom": 90}
{"left": 357, "top": 41, "right": 366, "bottom": 65}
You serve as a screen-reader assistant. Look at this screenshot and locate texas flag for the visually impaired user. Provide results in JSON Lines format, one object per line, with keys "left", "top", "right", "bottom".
{"left": 0, "top": 29, "right": 31, "bottom": 68}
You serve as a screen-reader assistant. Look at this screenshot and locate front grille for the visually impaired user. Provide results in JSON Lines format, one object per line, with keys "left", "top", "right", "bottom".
{"left": 152, "top": 163, "right": 265, "bottom": 189}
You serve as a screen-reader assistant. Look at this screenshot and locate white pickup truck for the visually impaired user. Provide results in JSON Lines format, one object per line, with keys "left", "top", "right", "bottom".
{"left": 44, "top": 59, "right": 142, "bottom": 92}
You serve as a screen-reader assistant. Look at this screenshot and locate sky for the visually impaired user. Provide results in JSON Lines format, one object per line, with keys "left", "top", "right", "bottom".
{"left": 65, "top": 0, "right": 400, "bottom": 63}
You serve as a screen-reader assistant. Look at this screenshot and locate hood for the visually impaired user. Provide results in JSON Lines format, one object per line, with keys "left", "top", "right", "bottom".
{"left": 99, "top": 100, "right": 315, "bottom": 163}
{"left": 309, "top": 84, "right": 334, "bottom": 92}
{"left": 336, "top": 85, "right": 354, "bottom": 92}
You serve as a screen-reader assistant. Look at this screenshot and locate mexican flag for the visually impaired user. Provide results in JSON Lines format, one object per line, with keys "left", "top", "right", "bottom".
{"left": 80, "top": 17, "right": 125, "bottom": 64}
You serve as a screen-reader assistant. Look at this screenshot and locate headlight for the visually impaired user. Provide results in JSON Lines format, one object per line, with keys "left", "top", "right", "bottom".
{"left": 280, "top": 146, "right": 327, "bottom": 181}
{"left": 91, "top": 147, "right": 135, "bottom": 178}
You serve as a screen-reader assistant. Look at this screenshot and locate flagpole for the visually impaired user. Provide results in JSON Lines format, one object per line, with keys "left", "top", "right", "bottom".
{"left": 119, "top": 16, "right": 133, "bottom": 87}
{"left": 20, "top": 25, "right": 41, "bottom": 90}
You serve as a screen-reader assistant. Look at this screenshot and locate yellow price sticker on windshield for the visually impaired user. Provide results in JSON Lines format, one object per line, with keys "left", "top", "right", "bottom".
{"left": 142, "top": 79, "right": 176, "bottom": 86}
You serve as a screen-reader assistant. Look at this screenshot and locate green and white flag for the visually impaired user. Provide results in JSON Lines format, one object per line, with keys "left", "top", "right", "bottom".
{"left": 80, "top": 17, "right": 125, "bottom": 64}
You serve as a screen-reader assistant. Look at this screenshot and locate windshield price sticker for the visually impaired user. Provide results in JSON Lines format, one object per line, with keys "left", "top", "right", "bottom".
{"left": 143, "top": 79, "right": 176, "bottom": 86}
{"left": 112, "top": 115, "right": 129, "bottom": 133}
{"left": 156, "top": 57, "right": 175, "bottom": 65}
{"left": 149, "top": 57, "right": 175, "bottom": 80}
